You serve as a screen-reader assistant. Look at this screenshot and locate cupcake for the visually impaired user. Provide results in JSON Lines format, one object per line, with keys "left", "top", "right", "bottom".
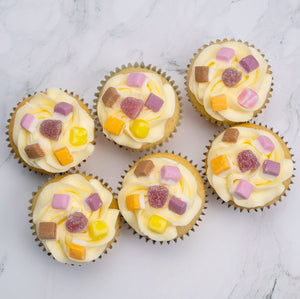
{"left": 29, "top": 173, "right": 120, "bottom": 265}
{"left": 186, "top": 39, "right": 273, "bottom": 125}
{"left": 95, "top": 63, "right": 181, "bottom": 150}
{"left": 8, "top": 88, "right": 95, "bottom": 174}
{"left": 205, "top": 123, "right": 294, "bottom": 210}
{"left": 118, "top": 152, "right": 206, "bottom": 242}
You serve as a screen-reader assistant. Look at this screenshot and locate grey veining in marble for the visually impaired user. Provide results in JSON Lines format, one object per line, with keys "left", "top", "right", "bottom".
{"left": 0, "top": 0, "right": 299, "bottom": 298}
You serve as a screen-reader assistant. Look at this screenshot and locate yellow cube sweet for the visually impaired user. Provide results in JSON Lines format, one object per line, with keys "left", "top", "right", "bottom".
{"left": 126, "top": 194, "right": 143, "bottom": 211}
{"left": 88, "top": 221, "right": 109, "bottom": 241}
{"left": 54, "top": 146, "right": 74, "bottom": 166}
{"left": 211, "top": 94, "right": 227, "bottom": 112}
{"left": 103, "top": 115, "right": 125, "bottom": 136}
{"left": 148, "top": 215, "right": 168, "bottom": 234}
{"left": 130, "top": 119, "right": 149, "bottom": 139}
{"left": 70, "top": 127, "right": 88, "bottom": 146}
{"left": 211, "top": 155, "right": 231, "bottom": 175}
{"left": 69, "top": 240, "right": 86, "bottom": 260}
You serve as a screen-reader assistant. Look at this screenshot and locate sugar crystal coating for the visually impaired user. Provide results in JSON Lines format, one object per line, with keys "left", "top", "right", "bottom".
{"left": 39, "top": 119, "right": 62, "bottom": 140}
{"left": 222, "top": 68, "right": 242, "bottom": 87}
{"left": 120, "top": 97, "right": 144, "bottom": 119}
{"left": 65, "top": 212, "right": 88, "bottom": 233}
{"left": 237, "top": 150, "right": 260, "bottom": 173}
{"left": 147, "top": 185, "right": 169, "bottom": 208}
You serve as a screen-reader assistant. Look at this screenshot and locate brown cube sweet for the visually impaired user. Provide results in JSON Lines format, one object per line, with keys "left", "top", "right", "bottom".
{"left": 195, "top": 66, "right": 210, "bottom": 83}
{"left": 102, "top": 87, "right": 121, "bottom": 108}
{"left": 24, "top": 142, "right": 45, "bottom": 159}
{"left": 38, "top": 222, "right": 57, "bottom": 240}
{"left": 222, "top": 128, "right": 239, "bottom": 143}
{"left": 134, "top": 160, "right": 155, "bottom": 177}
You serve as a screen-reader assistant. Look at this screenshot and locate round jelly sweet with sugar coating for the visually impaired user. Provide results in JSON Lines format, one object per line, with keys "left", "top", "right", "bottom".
{"left": 237, "top": 149, "right": 260, "bottom": 173}
{"left": 147, "top": 185, "right": 169, "bottom": 208}
{"left": 120, "top": 97, "right": 144, "bottom": 120}
{"left": 130, "top": 119, "right": 150, "bottom": 139}
{"left": 222, "top": 68, "right": 242, "bottom": 87}
{"left": 65, "top": 212, "right": 88, "bottom": 233}
{"left": 40, "top": 119, "right": 63, "bottom": 140}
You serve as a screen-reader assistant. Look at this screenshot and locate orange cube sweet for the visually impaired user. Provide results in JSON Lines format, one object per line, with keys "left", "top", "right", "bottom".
{"left": 126, "top": 194, "right": 144, "bottom": 211}
{"left": 211, "top": 94, "right": 227, "bottom": 112}
{"left": 103, "top": 115, "right": 125, "bottom": 136}
{"left": 54, "top": 146, "right": 74, "bottom": 166}
{"left": 211, "top": 155, "right": 231, "bottom": 175}
{"left": 69, "top": 240, "right": 86, "bottom": 260}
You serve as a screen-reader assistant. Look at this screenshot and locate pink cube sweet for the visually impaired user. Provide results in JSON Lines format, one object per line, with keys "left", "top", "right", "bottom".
{"left": 238, "top": 55, "right": 259, "bottom": 74}
{"left": 145, "top": 93, "right": 164, "bottom": 112}
{"left": 233, "top": 179, "right": 254, "bottom": 200}
{"left": 262, "top": 160, "right": 280, "bottom": 177}
{"left": 85, "top": 193, "right": 103, "bottom": 211}
{"left": 255, "top": 135, "right": 275, "bottom": 154}
{"left": 52, "top": 194, "right": 71, "bottom": 210}
{"left": 160, "top": 165, "right": 181, "bottom": 185}
{"left": 168, "top": 196, "right": 187, "bottom": 215}
{"left": 20, "top": 113, "right": 39, "bottom": 133}
{"left": 54, "top": 102, "right": 73, "bottom": 116}
{"left": 120, "top": 97, "right": 144, "bottom": 119}
{"left": 216, "top": 47, "right": 235, "bottom": 63}
{"left": 126, "top": 72, "right": 147, "bottom": 89}
{"left": 238, "top": 88, "right": 259, "bottom": 109}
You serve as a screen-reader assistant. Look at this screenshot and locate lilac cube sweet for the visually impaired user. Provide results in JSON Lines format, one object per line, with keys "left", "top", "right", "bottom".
{"left": 145, "top": 93, "right": 164, "bottom": 112}
{"left": 20, "top": 113, "right": 39, "bottom": 133}
{"left": 126, "top": 72, "right": 147, "bottom": 89}
{"left": 160, "top": 165, "right": 181, "bottom": 185}
{"left": 168, "top": 196, "right": 187, "bottom": 215}
{"left": 54, "top": 102, "right": 73, "bottom": 116}
{"left": 120, "top": 97, "right": 144, "bottom": 119}
{"left": 255, "top": 135, "right": 275, "bottom": 154}
{"left": 85, "top": 193, "right": 103, "bottom": 211}
{"left": 52, "top": 194, "right": 71, "bottom": 210}
{"left": 238, "top": 55, "right": 259, "bottom": 74}
{"left": 238, "top": 88, "right": 259, "bottom": 109}
{"left": 262, "top": 160, "right": 280, "bottom": 177}
{"left": 216, "top": 47, "right": 235, "bottom": 63}
{"left": 233, "top": 179, "right": 254, "bottom": 200}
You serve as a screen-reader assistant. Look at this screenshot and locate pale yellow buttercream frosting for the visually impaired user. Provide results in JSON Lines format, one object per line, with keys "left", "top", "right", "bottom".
{"left": 207, "top": 127, "right": 293, "bottom": 208}
{"left": 189, "top": 41, "right": 272, "bottom": 122}
{"left": 97, "top": 72, "right": 176, "bottom": 149}
{"left": 32, "top": 174, "right": 119, "bottom": 265}
{"left": 12, "top": 88, "right": 95, "bottom": 173}
{"left": 118, "top": 157, "right": 203, "bottom": 241}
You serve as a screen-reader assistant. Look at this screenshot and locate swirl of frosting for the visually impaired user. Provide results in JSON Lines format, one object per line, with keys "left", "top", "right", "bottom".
{"left": 32, "top": 174, "right": 119, "bottom": 265}
{"left": 12, "top": 88, "right": 95, "bottom": 173}
{"left": 97, "top": 71, "right": 177, "bottom": 149}
{"left": 118, "top": 156, "right": 204, "bottom": 241}
{"left": 207, "top": 126, "right": 293, "bottom": 208}
{"left": 188, "top": 42, "right": 272, "bottom": 122}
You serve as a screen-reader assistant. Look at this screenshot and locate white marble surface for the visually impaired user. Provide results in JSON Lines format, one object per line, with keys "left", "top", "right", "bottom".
{"left": 0, "top": 0, "right": 299, "bottom": 298}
